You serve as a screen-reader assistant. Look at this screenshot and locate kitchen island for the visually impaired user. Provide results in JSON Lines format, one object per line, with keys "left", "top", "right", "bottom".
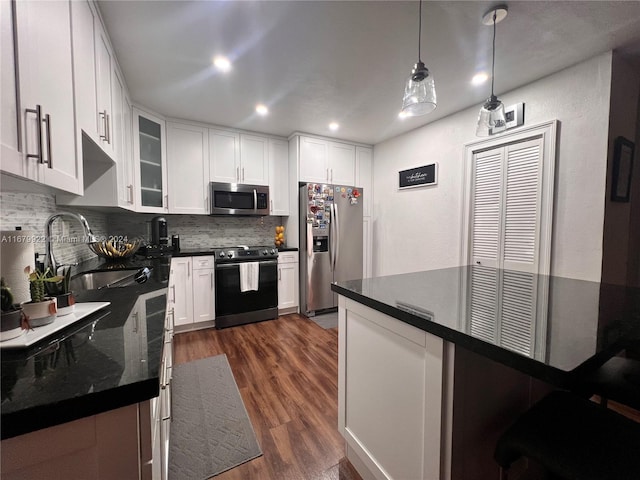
{"left": 0, "top": 256, "right": 171, "bottom": 479}
{"left": 332, "top": 266, "right": 640, "bottom": 480}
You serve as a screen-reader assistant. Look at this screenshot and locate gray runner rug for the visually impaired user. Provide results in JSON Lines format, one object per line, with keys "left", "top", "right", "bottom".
{"left": 169, "top": 354, "right": 262, "bottom": 479}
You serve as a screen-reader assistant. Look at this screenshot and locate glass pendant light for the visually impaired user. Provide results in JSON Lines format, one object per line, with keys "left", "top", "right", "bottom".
{"left": 476, "top": 6, "right": 508, "bottom": 136}
{"left": 401, "top": 0, "right": 436, "bottom": 116}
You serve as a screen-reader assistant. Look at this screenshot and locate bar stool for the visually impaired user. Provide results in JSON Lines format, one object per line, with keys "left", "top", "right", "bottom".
{"left": 494, "top": 390, "right": 640, "bottom": 480}
{"left": 580, "top": 355, "right": 640, "bottom": 410}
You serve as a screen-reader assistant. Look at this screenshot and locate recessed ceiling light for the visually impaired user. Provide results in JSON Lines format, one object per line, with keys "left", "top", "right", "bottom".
{"left": 255, "top": 104, "right": 269, "bottom": 116}
{"left": 472, "top": 72, "right": 489, "bottom": 85}
{"left": 213, "top": 55, "right": 231, "bottom": 72}
{"left": 329, "top": 122, "right": 339, "bottom": 131}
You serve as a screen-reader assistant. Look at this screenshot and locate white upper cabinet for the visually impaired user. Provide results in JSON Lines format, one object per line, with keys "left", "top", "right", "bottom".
{"left": 209, "top": 128, "right": 240, "bottom": 184}
{"left": 298, "top": 135, "right": 356, "bottom": 186}
{"left": 210, "top": 130, "right": 268, "bottom": 185}
{"left": 299, "top": 136, "right": 329, "bottom": 183}
{"left": 328, "top": 141, "right": 355, "bottom": 185}
{"left": 115, "top": 73, "right": 135, "bottom": 208}
{"left": 268, "top": 138, "right": 290, "bottom": 216}
{"left": 355, "top": 146, "right": 373, "bottom": 217}
{"left": 10, "top": 0, "right": 81, "bottom": 194}
{"left": 133, "top": 107, "right": 168, "bottom": 213}
{"left": 94, "top": 20, "right": 113, "bottom": 155}
{"left": 167, "top": 122, "right": 209, "bottom": 214}
{"left": 70, "top": 0, "right": 120, "bottom": 162}
{"left": 1, "top": 0, "right": 20, "bottom": 176}
{"left": 70, "top": 0, "right": 97, "bottom": 146}
{"left": 239, "top": 133, "right": 269, "bottom": 185}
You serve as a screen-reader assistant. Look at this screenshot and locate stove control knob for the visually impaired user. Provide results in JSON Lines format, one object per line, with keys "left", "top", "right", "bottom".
{"left": 262, "top": 250, "right": 268, "bottom": 255}
{"left": 218, "top": 252, "right": 225, "bottom": 258}
{"left": 227, "top": 251, "right": 233, "bottom": 258}
{"left": 270, "top": 249, "right": 276, "bottom": 254}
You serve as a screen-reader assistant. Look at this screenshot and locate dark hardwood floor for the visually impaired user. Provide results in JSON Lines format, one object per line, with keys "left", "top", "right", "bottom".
{"left": 173, "top": 314, "right": 362, "bottom": 480}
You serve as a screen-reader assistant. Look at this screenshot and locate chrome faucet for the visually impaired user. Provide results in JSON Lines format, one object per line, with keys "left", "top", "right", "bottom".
{"left": 45, "top": 212, "right": 98, "bottom": 274}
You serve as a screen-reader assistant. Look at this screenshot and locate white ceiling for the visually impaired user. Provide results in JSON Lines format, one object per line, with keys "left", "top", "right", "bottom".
{"left": 98, "top": 1, "right": 640, "bottom": 145}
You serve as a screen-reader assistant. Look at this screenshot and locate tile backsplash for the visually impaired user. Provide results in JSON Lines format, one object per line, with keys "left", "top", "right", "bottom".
{"left": 0, "top": 192, "right": 109, "bottom": 267}
{"left": 107, "top": 212, "right": 283, "bottom": 249}
{"left": 1, "top": 192, "right": 285, "bottom": 269}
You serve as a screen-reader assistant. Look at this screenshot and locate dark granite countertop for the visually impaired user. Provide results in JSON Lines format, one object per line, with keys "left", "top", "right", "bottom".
{"left": 0, "top": 257, "right": 170, "bottom": 439}
{"left": 332, "top": 266, "right": 640, "bottom": 388}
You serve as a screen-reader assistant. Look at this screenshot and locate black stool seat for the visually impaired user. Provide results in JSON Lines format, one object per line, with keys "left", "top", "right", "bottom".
{"left": 581, "top": 356, "right": 640, "bottom": 410}
{"left": 494, "top": 391, "right": 640, "bottom": 480}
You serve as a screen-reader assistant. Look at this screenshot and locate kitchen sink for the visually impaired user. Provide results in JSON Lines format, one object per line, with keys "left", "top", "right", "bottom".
{"left": 70, "top": 268, "right": 151, "bottom": 292}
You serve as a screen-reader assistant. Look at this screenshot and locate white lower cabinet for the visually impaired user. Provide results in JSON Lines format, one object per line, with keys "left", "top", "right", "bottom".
{"left": 170, "top": 256, "right": 215, "bottom": 329}
{"left": 192, "top": 256, "right": 215, "bottom": 322}
{"left": 277, "top": 251, "right": 299, "bottom": 314}
{"left": 151, "top": 300, "right": 173, "bottom": 480}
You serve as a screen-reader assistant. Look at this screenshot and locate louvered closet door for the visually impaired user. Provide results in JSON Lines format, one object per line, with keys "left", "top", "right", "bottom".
{"left": 502, "top": 139, "right": 543, "bottom": 273}
{"left": 471, "top": 148, "right": 504, "bottom": 268}
{"left": 499, "top": 269, "right": 536, "bottom": 356}
{"left": 468, "top": 137, "right": 543, "bottom": 356}
{"left": 469, "top": 266, "right": 499, "bottom": 343}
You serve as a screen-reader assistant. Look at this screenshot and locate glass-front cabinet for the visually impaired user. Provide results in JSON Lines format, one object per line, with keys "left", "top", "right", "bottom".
{"left": 133, "top": 107, "right": 168, "bottom": 212}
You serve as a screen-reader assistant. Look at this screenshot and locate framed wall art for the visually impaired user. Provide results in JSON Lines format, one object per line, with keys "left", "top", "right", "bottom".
{"left": 611, "top": 136, "right": 634, "bottom": 202}
{"left": 398, "top": 163, "right": 438, "bottom": 190}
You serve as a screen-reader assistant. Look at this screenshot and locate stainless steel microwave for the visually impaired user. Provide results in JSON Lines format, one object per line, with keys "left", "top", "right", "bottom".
{"left": 209, "top": 182, "right": 270, "bottom": 216}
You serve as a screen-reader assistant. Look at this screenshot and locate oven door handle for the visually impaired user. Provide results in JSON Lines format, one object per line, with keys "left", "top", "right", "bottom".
{"left": 215, "top": 260, "right": 278, "bottom": 269}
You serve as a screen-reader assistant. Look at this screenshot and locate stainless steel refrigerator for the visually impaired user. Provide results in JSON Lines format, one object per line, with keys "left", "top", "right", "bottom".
{"left": 299, "top": 183, "right": 363, "bottom": 315}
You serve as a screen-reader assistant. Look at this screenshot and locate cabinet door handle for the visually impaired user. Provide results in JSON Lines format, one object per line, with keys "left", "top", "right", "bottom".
{"left": 43, "top": 113, "right": 53, "bottom": 169}
{"left": 128, "top": 184, "right": 134, "bottom": 203}
{"left": 132, "top": 312, "right": 139, "bottom": 333}
{"left": 164, "top": 194, "right": 168, "bottom": 208}
{"left": 242, "top": 167, "right": 245, "bottom": 181}
{"left": 270, "top": 199, "right": 273, "bottom": 213}
{"left": 210, "top": 272, "right": 213, "bottom": 289}
{"left": 278, "top": 267, "right": 281, "bottom": 281}
{"left": 171, "top": 285, "right": 176, "bottom": 303}
{"left": 330, "top": 168, "right": 333, "bottom": 183}
{"left": 326, "top": 168, "right": 329, "bottom": 182}
{"left": 166, "top": 307, "right": 175, "bottom": 331}
{"left": 99, "top": 110, "right": 108, "bottom": 141}
{"left": 236, "top": 166, "right": 240, "bottom": 182}
{"left": 25, "top": 105, "right": 43, "bottom": 163}
{"left": 169, "top": 376, "right": 173, "bottom": 421}
{"left": 105, "top": 112, "right": 110, "bottom": 144}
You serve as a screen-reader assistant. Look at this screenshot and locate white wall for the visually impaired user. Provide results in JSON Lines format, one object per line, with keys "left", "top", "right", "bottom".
{"left": 372, "top": 52, "right": 613, "bottom": 281}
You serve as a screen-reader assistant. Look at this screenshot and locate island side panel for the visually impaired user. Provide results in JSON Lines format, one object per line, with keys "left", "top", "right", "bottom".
{"left": 450, "top": 346, "right": 554, "bottom": 480}
{"left": 0, "top": 403, "right": 143, "bottom": 479}
{"left": 338, "top": 296, "right": 449, "bottom": 480}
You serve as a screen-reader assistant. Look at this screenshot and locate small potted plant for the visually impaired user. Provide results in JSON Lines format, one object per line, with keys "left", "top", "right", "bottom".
{"left": 45, "top": 266, "right": 76, "bottom": 316}
{"left": 1, "top": 278, "right": 25, "bottom": 341}
{"left": 21, "top": 266, "right": 62, "bottom": 327}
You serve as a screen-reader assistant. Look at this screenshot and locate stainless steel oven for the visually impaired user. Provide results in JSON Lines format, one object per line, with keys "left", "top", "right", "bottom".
{"left": 210, "top": 182, "right": 270, "bottom": 216}
{"left": 214, "top": 246, "right": 278, "bottom": 328}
